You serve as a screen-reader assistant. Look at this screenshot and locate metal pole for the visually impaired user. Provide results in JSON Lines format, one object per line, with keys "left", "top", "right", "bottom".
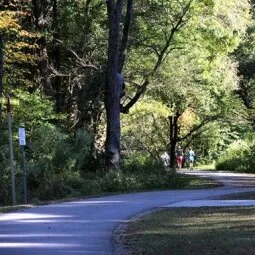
{"left": 7, "top": 97, "right": 16, "bottom": 205}
{"left": 21, "top": 145, "right": 27, "bottom": 204}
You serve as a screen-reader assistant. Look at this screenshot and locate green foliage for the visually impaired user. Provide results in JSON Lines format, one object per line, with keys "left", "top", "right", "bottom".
{"left": 106, "top": 153, "right": 170, "bottom": 191}
{"left": 100, "top": 171, "right": 139, "bottom": 192}
{"left": 121, "top": 100, "right": 170, "bottom": 157}
{"left": 1, "top": 0, "right": 255, "bottom": 205}
{"left": 80, "top": 153, "right": 172, "bottom": 195}
{"left": 234, "top": 4, "right": 255, "bottom": 128}
{"left": 26, "top": 126, "right": 92, "bottom": 200}
{"left": 122, "top": 0, "right": 251, "bottom": 163}
{"left": 0, "top": 9, "right": 38, "bottom": 89}
{"left": 0, "top": 123, "right": 21, "bottom": 205}
{"left": 189, "top": 121, "right": 247, "bottom": 165}
{"left": 121, "top": 152, "right": 164, "bottom": 173}
{"left": 0, "top": 162, "right": 12, "bottom": 205}
{"left": 80, "top": 178, "right": 102, "bottom": 195}
{"left": 14, "top": 90, "right": 61, "bottom": 126}
{"left": 216, "top": 134, "right": 255, "bottom": 172}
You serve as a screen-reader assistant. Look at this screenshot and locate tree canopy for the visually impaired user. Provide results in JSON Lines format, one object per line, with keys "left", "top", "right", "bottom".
{"left": 0, "top": 0, "right": 255, "bottom": 204}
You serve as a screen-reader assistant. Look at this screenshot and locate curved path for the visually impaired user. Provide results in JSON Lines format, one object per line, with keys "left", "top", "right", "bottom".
{"left": 1, "top": 170, "right": 255, "bottom": 255}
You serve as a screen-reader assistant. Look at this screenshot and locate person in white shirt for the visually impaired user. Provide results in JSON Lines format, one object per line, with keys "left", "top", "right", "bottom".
{"left": 161, "top": 152, "right": 170, "bottom": 167}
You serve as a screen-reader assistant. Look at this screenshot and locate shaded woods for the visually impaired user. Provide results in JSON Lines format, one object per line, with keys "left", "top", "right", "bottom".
{"left": 0, "top": 0, "right": 255, "bottom": 205}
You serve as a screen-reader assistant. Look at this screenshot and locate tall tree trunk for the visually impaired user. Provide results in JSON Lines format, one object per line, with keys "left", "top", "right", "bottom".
{"left": 52, "top": 0, "right": 63, "bottom": 112}
{"left": 169, "top": 114, "right": 180, "bottom": 176}
{"left": 105, "top": 0, "right": 123, "bottom": 170}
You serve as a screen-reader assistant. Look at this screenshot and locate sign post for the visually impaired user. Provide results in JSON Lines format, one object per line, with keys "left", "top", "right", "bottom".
{"left": 0, "top": 96, "right": 19, "bottom": 205}
{"left": 18, "top": 127, "right": 27, "bottom": 204}
{"left": 7, "top": 97, "right": 16, "bottom": 205}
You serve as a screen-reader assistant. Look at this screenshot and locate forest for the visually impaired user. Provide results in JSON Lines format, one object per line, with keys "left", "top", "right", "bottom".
{"left": 1, "top": 0, "right": 255, "bottom": 205}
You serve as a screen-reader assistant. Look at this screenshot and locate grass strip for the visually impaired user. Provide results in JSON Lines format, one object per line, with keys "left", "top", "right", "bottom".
{"left": 213, "top": 191, "right": 255, "bottom": 200}
{"left": 119, "top": 207, "right": 255, "bottom": 255}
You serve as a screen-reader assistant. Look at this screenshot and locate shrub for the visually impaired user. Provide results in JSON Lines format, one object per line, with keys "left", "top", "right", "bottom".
{"left": 97, "top": 153, "right": 171, "bottom": 193}
{"left": 121, "top": 152, "right": 165, "bottom": 174}
{"left": 0, "top": 126, "right": 19, "bottom": 205}
{"left": 80, "top": 178, "right": 102, "bottom": 195}
{"left": 216, "top": 138, "right": 255, "bottom": 173}
{"left": 26, "top": 126, "right": 93, "bottom": 201}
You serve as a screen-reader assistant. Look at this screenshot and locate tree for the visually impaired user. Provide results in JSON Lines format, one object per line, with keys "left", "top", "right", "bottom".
{"left": 0, "top": 3, "right": 38, "bottom": 91}
{"left": 121, "top": 0, "right": 194, "bottom": 114}
{"left": 234, "top": 3, "right": 255, "bottom": 129}
{"left": 120, "top": 0, "right": 251, "bottom": 173}
{"left": 121, "top": 99, "right": 170, "bottom": 159}
{"left": 105, "top": 0, "right": 133, "bottom": 170}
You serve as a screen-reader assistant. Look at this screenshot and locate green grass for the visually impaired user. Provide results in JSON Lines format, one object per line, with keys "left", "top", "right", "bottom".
{"left": 119, "top": 207, "right": 255, "bottom": 255}
{"left": 175, "top": 174, "right": 221, "bottom": 189}
{"left": 0, "top": 204, "right": 35, "bottom": 213}
{"left": 213, "top": 191, "right": 255, "bottom": 200}
{"left": 195, "top": 163, "right": 216, "bottom": 170}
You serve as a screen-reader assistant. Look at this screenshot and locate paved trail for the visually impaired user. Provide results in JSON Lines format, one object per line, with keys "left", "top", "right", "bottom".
{"left": 1, "top": 170, "right": 255, "bottom": 255}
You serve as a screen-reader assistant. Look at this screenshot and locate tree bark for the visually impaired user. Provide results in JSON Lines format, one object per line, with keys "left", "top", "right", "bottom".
{"left": 168, "top": 109, "right": 220, "bottom": 175}
{"left": 105, "top": 0, "right": 123, "bottom": 170}
{"left": 169, "top": 114, "right": 179, "bottom": 176}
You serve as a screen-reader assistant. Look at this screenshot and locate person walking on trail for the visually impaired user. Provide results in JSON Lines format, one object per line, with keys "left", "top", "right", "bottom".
{"left": 176, "top": 145, "right": 184, "bottom": 170}
{"left": 188, "top": 147, "right": 195, "bottom": 170}
{"left": 161, "top": 151, "right": 170, "bottom": 167}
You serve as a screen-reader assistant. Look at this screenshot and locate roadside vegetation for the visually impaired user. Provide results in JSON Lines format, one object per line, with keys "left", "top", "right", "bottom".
{"left": 1, "top": 1, "right": 255, "bottom": 206}
{"left": 216, "top": 133, "right": 255, "bottom": 173}
{"left": 0, "top": 151, "right": 220, "bottom": 207}
{"left": 117, "top": 207, "right": 255, "bottom": 255}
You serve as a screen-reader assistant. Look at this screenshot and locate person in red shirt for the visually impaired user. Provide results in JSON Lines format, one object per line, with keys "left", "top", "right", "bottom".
{"left": 176, "top": 145, "right": 184, "bottom": 170}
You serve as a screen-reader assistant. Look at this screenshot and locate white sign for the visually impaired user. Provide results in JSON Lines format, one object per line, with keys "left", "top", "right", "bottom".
{"left": 18, "top": 128, "right": 26, "bottom": 146}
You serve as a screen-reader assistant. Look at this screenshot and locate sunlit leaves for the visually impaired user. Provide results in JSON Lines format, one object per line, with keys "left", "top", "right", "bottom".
{"left": 123, "top": 0, "right": 251, "bottom": 155}
{"left": 177, "top": 0, "right": 251, "bottom": 56}
{"left": 121, "top": 99, "right": 171, "bottom": 154}
{"left": 0, "top": 9, "right": 38, "bottom": 89}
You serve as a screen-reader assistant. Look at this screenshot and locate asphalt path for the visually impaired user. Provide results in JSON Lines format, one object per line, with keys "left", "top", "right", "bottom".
{"left": 1, "top": 170, "right": 255, "bottom": 255}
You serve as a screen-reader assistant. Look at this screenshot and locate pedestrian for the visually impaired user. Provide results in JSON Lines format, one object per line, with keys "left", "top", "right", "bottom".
{"left": 161, "top": 151, "right": 170, "bottom": 167}
{"left": 176, "top": 145, "right": 184, "bottom": 170}
{"left": 188, "top": 147, "right": 195, "bottom": 170}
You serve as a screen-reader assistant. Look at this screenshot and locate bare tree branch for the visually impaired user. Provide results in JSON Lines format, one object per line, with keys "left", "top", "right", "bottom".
{"left": 179, "top": 115, "right": 220, "bottom": 142}
{"left": 121, "top": 0, "right": 193, "bottom": 113}
{"left": 121, "top": 77, "right": 149, "bottom": 113}
{"left": 56, "top": 39, "right": 98, "bottom": 70}
{"left": 130, "top": 131, "right": 158, "bottom": 160}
